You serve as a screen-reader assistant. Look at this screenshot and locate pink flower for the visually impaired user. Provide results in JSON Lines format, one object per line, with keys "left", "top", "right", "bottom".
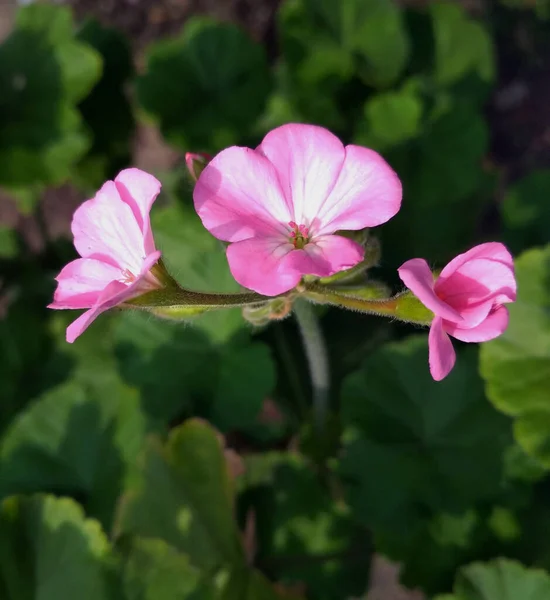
{"left": 185, "top": 152, "right": 212, "bottom": 182}
{"left": 193, "top": 123, "right": 402, "bottom": 296}
{"left": 398, "top": 243, "right": 517, "bottom": 381}
{"left": 49, "top": 169, "right": 163, "bottom": 343}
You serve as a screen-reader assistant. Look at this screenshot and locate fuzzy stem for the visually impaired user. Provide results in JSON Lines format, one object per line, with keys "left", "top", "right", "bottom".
{"left": 303, "top": 282, "right": 433, "bottom": 326}
{"left": 293, "top": 299, "right": 330, "bottom": 434}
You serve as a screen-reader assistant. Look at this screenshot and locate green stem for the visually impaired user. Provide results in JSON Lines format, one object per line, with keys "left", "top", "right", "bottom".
{"left": 128, "top": 287, "right": 274, "bottom": 309}
{"left": 303, "top": 282, "right": 433, "bottom": 325}
{"left": 293, "top": 299, "right": 330, "bottom": 434}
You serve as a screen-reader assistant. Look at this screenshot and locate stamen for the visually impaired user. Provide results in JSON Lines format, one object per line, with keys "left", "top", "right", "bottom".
{"left": 121, "top": 269, "right": 136, "bottom": 284}
{"left": 288, "top": 221, "right": 310, "bottom": 249}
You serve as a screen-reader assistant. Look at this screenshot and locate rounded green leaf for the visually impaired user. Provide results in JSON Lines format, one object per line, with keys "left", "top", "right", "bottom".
{"left": 340, "top": 335, "right": 511, "bottom": 531}
{"left": 356, "top": 87, "right": 423, "bottom": 151}
{"left": 115, "top": 419, "right": 245, "bottom": 571}
{"left": 0, "top": 495, "right": 114, "bottom": 600}
{"left": 439, "top": 558, "right": 550, "bottom": 600}
{"left": 480, "top": 246, "right": 550, "bottom": 417}
{"left": 279, "top": 0, "right": 410, "bottom": 89}
{"left": 137, "top": 17, "right": 271, "bottom": 150}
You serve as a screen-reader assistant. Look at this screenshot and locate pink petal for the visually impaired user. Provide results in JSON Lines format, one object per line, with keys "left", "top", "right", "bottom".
{"left": 194, "top": 147, "right": 291, "bottom": 242}
{"left": 429, "top": 317, "right": 457, "bottom": 381}
{"left": 66, "top": 280, "right": 127, "bottom": 343}
{"left": 436, "top": 257, "right": 516, "bottom": 310}
{"left": 444, "top": 305, "right": 510, "bottom": 343}
{"left": 398, "top": 259, "right": 462, "bottom": 323}
{"left": 258, "top": 123, "right": 346, "bottom": 226}
{"left": 284, "top": 235, "right": 364, "bottom": 278}
{"left": 72, "top": 180, "right": 146, "bottom": 273}
{"left": 316, "top": 145, "right": 402, "bottom": 235}
{"left": 226, "top": 237, "right": 300, "bottom": 296}
{"left": 65, "top": 251, "right": 162, "bottom": 343}
{"left": 438, "top": 243, "right": 516, "bottom": 300}
{"left": 114, "top": 168, "right": 161, "bottom": 255}
{"left": 49, "top": 258, "right": 122, "bottom": 309}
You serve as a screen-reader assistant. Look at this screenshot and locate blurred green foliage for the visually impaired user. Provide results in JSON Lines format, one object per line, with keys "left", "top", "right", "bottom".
{"left": 1, "top": 1, "right": 550, "bottom": 599}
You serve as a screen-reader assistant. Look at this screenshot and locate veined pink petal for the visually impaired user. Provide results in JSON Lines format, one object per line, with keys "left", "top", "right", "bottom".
{"left": 194, "top": 147, "right": 291, "bottom": 242}
{"left": 284, "top": 235, "right": 364, "bottom": 278}
{"left": 48, "top": 258, "right": 122, "bottom": 309}
{"left": 226, "top": 237, "right": 300, "bottom": 296}
{"left": 258, "top": 123, "right": 345, "bottom": 225}
{"left": 316, "top": 145, "right": 402, "bottom": 235}
{"left": 429, "top": 317, "right": 457, "bottom": 381}
{"left": 114, "top": 168, "right": 161, "bottom": 255}
{"left": 65, "top": 251, "right": 161, "bottom": 343}
{"left": 398, "top": 259, "right": 462, "bottom": 323}
{"left": 72, "top": 180, "right": 146, "bottom": 273}
{"left": 445, "top": 305, "right": 510, "bottom": 342}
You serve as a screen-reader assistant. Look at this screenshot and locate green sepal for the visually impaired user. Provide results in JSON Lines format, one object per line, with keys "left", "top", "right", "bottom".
{"left": 392, "top": 290, "right": 434, "bottom": 325}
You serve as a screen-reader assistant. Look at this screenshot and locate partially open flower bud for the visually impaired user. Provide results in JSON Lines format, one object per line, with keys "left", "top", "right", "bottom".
{"left": 185, "top": 152, "right": 212, "bottom": 182}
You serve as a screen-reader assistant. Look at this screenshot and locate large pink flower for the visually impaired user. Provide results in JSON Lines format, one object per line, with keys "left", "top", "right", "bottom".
{"left": 49, "top": 169, "right": 163, "bottom": 343}
{"left": 398, "top": 243, "right": 517, "bottom": 381}
{"left": 193, "top": 123, "right": 402, "bottom": 295}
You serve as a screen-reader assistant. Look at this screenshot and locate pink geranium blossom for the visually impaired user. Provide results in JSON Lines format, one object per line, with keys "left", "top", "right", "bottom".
{"left": 49, "top": 168, "right": 163, "bottom": 343}
{"left": 398, "top": 242, "right": 517, "bottom": 381}
{"left": 193, "top": 123, "right": 402, "bottom": 296}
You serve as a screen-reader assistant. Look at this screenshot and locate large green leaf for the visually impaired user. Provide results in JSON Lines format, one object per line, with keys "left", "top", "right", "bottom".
{"left": 279, "top": 0, "right": 410, "bottom": 89}
{"left": 339, "top": 335, "right": 511, "bottom": 532}
{"left": 501, "top": 171, "right": 550, "bottom": 254}
{"left": 113, "top": 200, "right": 276, "bottom": 431}
{"left": 0, "top": 4, "right": 101, "bottom": 187}
{"left": 115, "top": 419, "right": 245, "bottom": 571}
{"left": 137, "top": 17, "right": 271, "bottom": 150}
{"left": 480, "top": 245, "right": 550, "bottom": 467}
{"left": 0, "top": 314, "right": 149, "bottom": 529}
{"left": 0, "top": 495, "right": 115, "bottom": 600}
{"left": 382, "top": 100, "right": 491, "bottom": 266}
{"left": 431, "top": 2, "right": 494, "bottom": 87}
{"left": 251, "top": 454, "right": 370, "bottom": 599}
{"left": 437, "top": 558, "right": 550, "bottom": 600}
{"left": 122, "top": 538, "right": 218, "bottom": 600}
{"left": 355, "top": 85, "right": 423, "bottom": 151}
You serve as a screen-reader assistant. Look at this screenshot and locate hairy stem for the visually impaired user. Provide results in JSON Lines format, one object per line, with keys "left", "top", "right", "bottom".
{"left": 293, "top": 299, "right": 330, "bottom": 434}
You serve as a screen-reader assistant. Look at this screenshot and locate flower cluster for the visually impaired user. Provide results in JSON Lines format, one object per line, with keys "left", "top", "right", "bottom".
{"left": 49, "top": 123, "right": 516, "bottom": 380}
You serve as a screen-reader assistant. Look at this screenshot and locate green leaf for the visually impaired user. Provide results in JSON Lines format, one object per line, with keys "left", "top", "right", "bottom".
{"left": 279, "top": 0, "right": 410, "bottom": 89}
{"left": 76, "top": 19, "right": 136, "bottom": 185}
{"left": 0, "top": 494, "right": 115, "bottom": 600}
{"left": 211, "top": 344, "right": 276, "bottom": 431}
{"left": 480, "top": 246, "right": 550, "bottom": 466}
{"left": 438, "top": 558, "right": 550, "bottom": 600}
{"left": 0, "top": 4, "right": 101, "bottom": 187}
{"left": 339, "top": 335, "right": 511, "bottom": 532}
{"left": 0, "top": 315, "right": 149, "bottom": 529}
{"left": 501, "top": 171, "right": 550, "bottom": 254}
{"left": 114, "top": 311, "right": 275, "bottom": 431}
{"left": 0, "top": 226, "right": 17, "bottom": 258}
{"left": 137, "top": 17, "right": 271, "bottom": 150}
{"left": 122, "top": 538, "right": 218, "bottom": 600}
{"left": 431, "top": 2, "right": 495, "bottom": 87}
{"left": 252, "top": 454, "right": 370, "bottom": 599}
{"left": 355, "top": 87, "right": 423, "bottom": 151}
{"left": 382, "top": 101, "right": 491, "bottom": 265}
{"left": 115, "top": 419, "right": 245, "bottom": 571}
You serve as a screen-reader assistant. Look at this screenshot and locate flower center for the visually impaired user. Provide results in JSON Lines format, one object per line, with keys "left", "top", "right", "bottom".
{"left": 288, "top": 221, "right": 310, "bottom": 249}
